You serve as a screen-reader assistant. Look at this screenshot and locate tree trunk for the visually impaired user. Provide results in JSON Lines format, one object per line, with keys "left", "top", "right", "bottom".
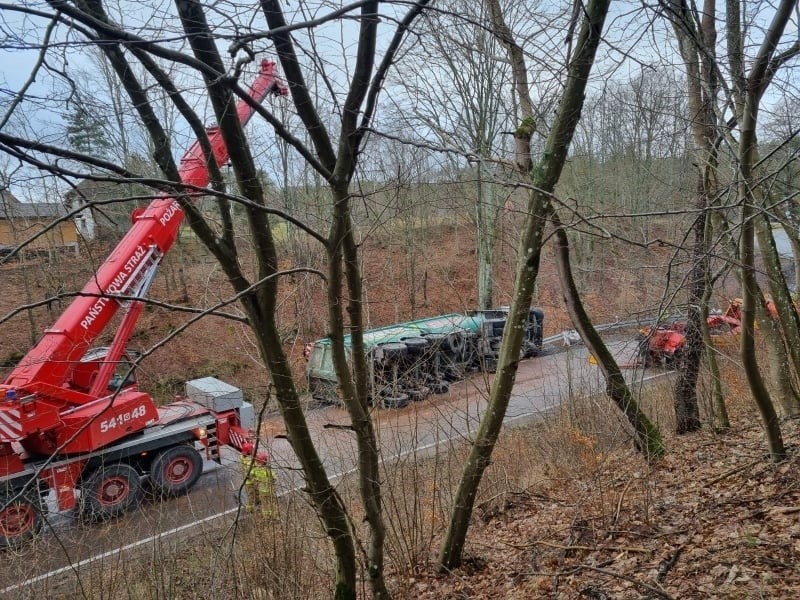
{"left": 754, "top": 213, "right": 800, "bottom": 416}
{"left": 476, "top": 160, "right": 494, "bottom": 309}
{"left": 250, "top": 306, "right": 359, "bottom": 599}
{"left": 665, "top": 0, "right": 717, "bottom": 434}
{"left": 763, "top": 312, "right": 800, "bottom": 417}
{"left": 673, "top": 172, "right": 705, "bottom": 434}
{"left": 700, "top": 244, "right": 729, "bottom": 429}
{"left": 328, "top": 183, "right": 391, "bottom": 599}
{"left": 740, "top": 206, "right": 785, "bottom": 461}
{"left": 438, "top": 0, "right": 612, "bottom": 571}
{"left": 552, "top": 213, "right": 665, "bottom": 457}
{"left": 735, "top": 0, "right": 796, "bottom": 462}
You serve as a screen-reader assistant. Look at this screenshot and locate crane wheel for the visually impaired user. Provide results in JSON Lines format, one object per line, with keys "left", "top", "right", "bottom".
{"left": 636, "top": 336, "right": 654, "bottom": 368}
{"left": 0, "top": 489, "right": 44, "bottom": 549}
{"left": 149, "top": 445, "right": 203, "bottom": 498}
{"left": 665, "top": 348, "right": 685, "bottom": 369}
{"left": 81, "top": 463, "right": 142, "bottom": 521}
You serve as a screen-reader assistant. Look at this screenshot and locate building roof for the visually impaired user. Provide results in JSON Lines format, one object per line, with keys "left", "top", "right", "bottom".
{"left": 64, "top": 179, "right": 134, "bottom": 205}
{"left": 0, "top": 189, "right": 67, "bottom": 219}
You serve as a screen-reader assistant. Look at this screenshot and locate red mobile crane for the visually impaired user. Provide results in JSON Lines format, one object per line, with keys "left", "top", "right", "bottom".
{"left": 0, "top": 60, "right": 287, "bottom": 548}
{"left": 637, "top": 297, "right": 777, "bottom": 367}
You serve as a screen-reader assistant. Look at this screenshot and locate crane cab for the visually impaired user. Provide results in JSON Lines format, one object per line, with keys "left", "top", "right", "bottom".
{"left": 70, "top": 347, "right": 141, "bottom": 393}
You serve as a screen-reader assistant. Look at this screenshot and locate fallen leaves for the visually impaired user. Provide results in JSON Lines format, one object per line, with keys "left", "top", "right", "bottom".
{"left": 394, "top": 399, "right": 800, "bottom": 599}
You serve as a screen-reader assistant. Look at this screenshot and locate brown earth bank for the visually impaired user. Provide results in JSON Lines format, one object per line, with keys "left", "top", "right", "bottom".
{"left": 0, "top": 219, "right": 685, "bottom": 403}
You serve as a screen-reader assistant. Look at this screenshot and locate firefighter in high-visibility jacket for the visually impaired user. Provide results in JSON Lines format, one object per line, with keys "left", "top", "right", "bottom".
{"left": 239, "top": 443, "right": 278, "bottom": 519}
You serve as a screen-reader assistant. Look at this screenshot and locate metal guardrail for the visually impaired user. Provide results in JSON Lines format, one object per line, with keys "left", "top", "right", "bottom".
{"left": 541, "top": 317, "right": 658, "bottom": 350}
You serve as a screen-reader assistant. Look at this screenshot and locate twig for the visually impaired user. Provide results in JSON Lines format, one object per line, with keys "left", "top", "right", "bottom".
{"left": 323, "top": 423, "right": 354, "bottom": 431}
{"left": 656, "top": 545, "right": 684, "bottom": 582}
{"left": 576, "top": 564, "right": 675, "bottom": 600}
{"left": 535, "top": 540, "right": 650, "bottom": 554}
{"left": 527, "top": 559, "right": 614, "bottom": 578}
{"left": 607, "top": 528, "right": 687, "bottom": 539}
{"left": 613, "top": 477, "right": 634, "bottom": 526}
{"left": 769, "top": 506, "right": 800, "bottom": 515}
{"left": 705, "top": 458, "right": 762, "bottom": 486}
{"left": 758, "top": 555, "right": 800, "bottom": 570}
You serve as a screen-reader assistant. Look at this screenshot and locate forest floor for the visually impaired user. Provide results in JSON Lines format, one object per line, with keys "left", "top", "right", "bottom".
{"left": 391, "top": 375, "right": 800, "bottom": 599}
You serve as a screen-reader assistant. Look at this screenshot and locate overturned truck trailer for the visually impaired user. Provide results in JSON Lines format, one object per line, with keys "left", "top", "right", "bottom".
{"left": 307, "top": 307, "right": 544, "bottom": 407}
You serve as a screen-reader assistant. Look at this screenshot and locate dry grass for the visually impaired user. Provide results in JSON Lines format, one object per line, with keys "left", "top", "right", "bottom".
{"left": 27, "top": 497, "right": 335, "bottom": 600}
{"left": 12, "top": 340, "right": 799, "bottom": 600}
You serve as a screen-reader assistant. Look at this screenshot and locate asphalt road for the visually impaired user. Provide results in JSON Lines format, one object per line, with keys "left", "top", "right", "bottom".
{"left": 0, "top": 337, "right": 647, "bottom": 595}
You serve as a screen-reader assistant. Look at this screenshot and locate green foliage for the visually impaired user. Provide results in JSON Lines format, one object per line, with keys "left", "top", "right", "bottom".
{"left": 515, "top": 116, "right": 537, "bottom": 138}
{"left": 742, "top": 533, "right": 760, "bottom": 548}
{"left": 66, "top": 103, "right": 111, "bottom": 157}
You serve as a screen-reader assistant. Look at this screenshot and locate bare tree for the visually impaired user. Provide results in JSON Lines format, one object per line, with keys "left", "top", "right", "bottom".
{"left": 1, "top": 0, "right": 431, "bottom": 596}
{"left": 397, "top": 1, "right": 519, "bottom": 308}
{"left": 731, "top": 0, "right": 798, "bottom": 461}
{"left": 437, "top": 0, "right": 635, "bottom": 570}
{"left": 658, "top": 0, "right": 800, "bottom": 443}
{"left": 659, "top": 0, "right": 719, "bottom": 433}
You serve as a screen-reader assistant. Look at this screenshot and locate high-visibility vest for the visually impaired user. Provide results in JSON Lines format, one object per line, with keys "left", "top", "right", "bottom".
{"left": 240, "top": 455, "right": 275, "bottom": 482}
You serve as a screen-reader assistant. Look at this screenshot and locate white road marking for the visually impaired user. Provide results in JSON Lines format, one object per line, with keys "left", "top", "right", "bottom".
{"left": 0, "top": 507, "right": 247, "bottom": 596}
{"left": 5, "top": 365, "right": 670, "bottom": 593}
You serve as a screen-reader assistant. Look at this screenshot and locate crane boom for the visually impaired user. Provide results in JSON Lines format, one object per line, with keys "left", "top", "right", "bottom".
{"left": 0, "top": 60, "right": 286, "bottom": 452}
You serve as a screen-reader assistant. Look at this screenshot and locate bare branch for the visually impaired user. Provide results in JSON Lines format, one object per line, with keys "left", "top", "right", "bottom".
{"left": 0, "top": 10, "right": 59, "bottom": 130}
{"left": 260, "top": 0, "right": 337, "bottom": 173}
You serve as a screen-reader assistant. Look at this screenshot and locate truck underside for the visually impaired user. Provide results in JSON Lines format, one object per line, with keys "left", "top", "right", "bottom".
{"left": 308, "top": 307, "right": 545, "bottom": 407}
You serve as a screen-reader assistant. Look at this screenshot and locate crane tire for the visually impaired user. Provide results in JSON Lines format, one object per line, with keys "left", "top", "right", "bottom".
{"left": 0, "top": 488, "right": 44, "bottom": 549}
{"left": 150, "top": 445, "right": 204, "bottom": 498}
{"left": 81, "top": 463, "right": 142, "bottom": 521}
{"left": 637, "top": 336, "right": 654, "bottom": 368}
{"left": 665, "top": 348, "right": 684, "bottom": 369}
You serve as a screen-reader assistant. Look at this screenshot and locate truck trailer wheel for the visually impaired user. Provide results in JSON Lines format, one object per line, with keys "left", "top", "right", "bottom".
{"left": 81, "top": 463, "right": 142, "bottom": 521}
{"left": 429, "top": 382, "right": 449, "bottom": 395}
{"left": 401, "top": 337, "right": 429, "bottom": 354}
{"left": 376, "top": 342, "right": 408, "bottom": 361}
{"left": 150, "top": 445, "right": 203, "bottom": 498}
{"left": 0, "top": 489, "right": 44, "bottom": 549}
{"left": 381, "top": 393, "right": 410, "bottom": 409}
{"left": 445, "top": 333, "right": 466, "bottom": 357}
